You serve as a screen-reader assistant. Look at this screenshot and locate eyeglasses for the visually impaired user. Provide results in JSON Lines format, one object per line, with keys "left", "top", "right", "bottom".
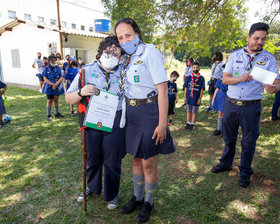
{"left": 104, "top": 46, "right": 121, "bottom": 58}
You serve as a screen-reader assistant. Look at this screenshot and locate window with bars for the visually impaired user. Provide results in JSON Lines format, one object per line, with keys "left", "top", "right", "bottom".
{"left": 8, "top": 10, "right": 16, "bottom": 19}
{"left": 50, "top": 19, "right": 56, "bottom": 25}
{"left": 72, "top": 23, "right": 76, "bottom": 29}
{"left": 24, "top": 14, "right": 31, "bottom": 21}
{"left": 11, "top": 49, "right": 21, "bottom": 68}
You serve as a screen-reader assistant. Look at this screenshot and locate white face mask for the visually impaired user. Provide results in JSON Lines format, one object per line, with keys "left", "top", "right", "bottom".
{"left": 99, "top": 53, "right": 119, "bottom": 70}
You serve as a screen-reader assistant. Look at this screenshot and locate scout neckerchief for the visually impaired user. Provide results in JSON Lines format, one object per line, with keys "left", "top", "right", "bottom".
{"left": 97, "top": 63, "right": 118, "bottom": 91}
{"left": 244, "top": 48, "right": 261, "bottom": 73}
{"left": 117, "top": 54, "right": 132, "bottom": 98}
{"left": 211, "top": 61, "right": 222, "bottom": 77}
{"left": 190, "top": 72, "right": 201, "bottom": 98}
{"left": 117, "top": 41, "right": 144, "bottom": 98}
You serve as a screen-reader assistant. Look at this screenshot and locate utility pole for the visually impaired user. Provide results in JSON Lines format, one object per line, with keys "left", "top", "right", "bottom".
{"left": 56, "top": 0, "right": 63, "bottom": 59}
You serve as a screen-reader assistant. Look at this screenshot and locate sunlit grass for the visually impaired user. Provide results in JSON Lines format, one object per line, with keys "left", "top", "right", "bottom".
{"left": 0, "top": 86, "right": 280, "bottom": 223}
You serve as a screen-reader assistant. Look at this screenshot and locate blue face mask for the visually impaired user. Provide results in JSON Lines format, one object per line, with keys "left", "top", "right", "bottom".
{"left": 50, "top": 63, "right": 57, "bottom": 67}
{"left": 120, "top": 35, "right": 140, "bottom": 55}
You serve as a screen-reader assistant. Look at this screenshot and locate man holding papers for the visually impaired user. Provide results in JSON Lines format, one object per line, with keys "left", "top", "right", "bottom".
{"left": 211, "top": 22, "right": 280, "bottom": 188}
{"left": 65, "top": 35, "right": 126, "bottom": 209}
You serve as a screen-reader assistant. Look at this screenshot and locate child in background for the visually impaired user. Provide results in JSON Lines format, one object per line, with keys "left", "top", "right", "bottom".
{"left": 212, "top": 65, "right": 228, "bottom": 136}
{"left": 42, "top": 54, "right": 65, "bottom": 121}
{"left": 183, "top": 62, "right": 205, "bottom": 131}
{"left": 65, "top": 60, "right": 79, "bottom": 115}
{"left": 0, "top": 81, "right": 7, "bottom": 126}
{"left": 168, "top": 71, "right": 179, "bottom": 125}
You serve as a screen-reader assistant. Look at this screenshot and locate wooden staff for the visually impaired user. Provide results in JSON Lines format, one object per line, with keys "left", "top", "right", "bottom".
{"left": 82, "top": 128, "right": 87, "bottom": 214}
{"left": 81, "top": 69, "right": 87, "bottom": 214}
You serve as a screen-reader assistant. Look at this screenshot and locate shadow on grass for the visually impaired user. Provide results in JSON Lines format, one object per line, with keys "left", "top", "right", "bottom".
{"left": 1, "top": 87, "right": 280, "bottom": 223}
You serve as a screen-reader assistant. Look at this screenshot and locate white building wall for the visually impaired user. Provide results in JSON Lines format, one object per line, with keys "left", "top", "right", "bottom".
{"left": 0, "top": 0, "right": 108, "bottom": 31}
{"left": 0, "top": 23, "right": 60, "bottom": 85}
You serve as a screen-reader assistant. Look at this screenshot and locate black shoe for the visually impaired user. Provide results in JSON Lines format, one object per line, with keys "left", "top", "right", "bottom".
{"left": 206, "top": 107, "right": 213, "bottom": 112}
{"left": 71, "top": 111, "right": 74, "bottom": 115}
{"left": 188, "top": 124, "right": 194, "bottom": 131}
{"left": 121, "top": 195, "right": 144, "bottom": 214}
{"left": 136, "top": 201, "right": 154, "bottom": 223}
{"left": 211, "top": 164, "right": 232, "bottom": 173}
{"left": 184, "top": 123, "right": 191, "bottom": 130}
{"left": 55, "top": 112, "right": 64, "bottom": 118}
{"left": 212, "top": 130, "right": 222, "bottom": 136}
{"left": 239, "top": 176, "right": 250, "bottom": 188}
{"left": 47, "top": 115, "right": 52, "bottom": 122}
{"left": 77, "top": 187, "right": 93, "bottom": 203}
{"left": 272, "top": 116, "right": 280, "bottom": 121}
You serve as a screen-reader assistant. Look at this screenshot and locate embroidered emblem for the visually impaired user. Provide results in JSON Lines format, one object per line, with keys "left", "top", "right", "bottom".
{"left": 257, "top": 61, "right": 266, "bottom": 65}
{"left": 97, "top": 122, "right": 102, "bottom": 129}
{"left": 91, "top": 73, "right": 99, "bottom": 78}
{"left": 233, "top": 71, "right": 239, "bottom": 77}
{"left": 95, "top": 89, "right": 100, "bottom": 96}
{"left": 134, "top": 60, "right": 144, "bottom": 65}
{"left": 134, "top": 75, "right": 140, "bottom": 82}
{"left": 262, "top": 55, "right": 270, "bottom": 62}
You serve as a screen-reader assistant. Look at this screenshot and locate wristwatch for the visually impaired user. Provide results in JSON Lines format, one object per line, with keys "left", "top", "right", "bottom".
{"left": 77, "top": 89, "right": 83, "bottom": 97}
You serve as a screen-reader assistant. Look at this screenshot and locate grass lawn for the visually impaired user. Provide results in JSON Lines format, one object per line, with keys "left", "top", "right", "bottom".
{"left": 1, "top": 85, "right": 280, "bottom": 224}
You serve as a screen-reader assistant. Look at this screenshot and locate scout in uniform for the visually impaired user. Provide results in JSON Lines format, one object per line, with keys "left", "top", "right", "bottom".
{"left": 42, "top": 55, "right": 65, "bottom": 121}
{"left": 206, "top": 52, "right": 224, "bottom": 112}
{"left": 183, "top": 62, "right": 205, "bottom": 131}
{"left": 211, "top": 22, "right": 280, "bottom": 188}
{"left": 0, "top": 81, "right": 7, "bottom": 126}
{"left": 168, "top": 71, "right": 179, "bottom": 125}
{"left": 65, "top": 59, "right": 79, "bottom": 115}
{"left": 115, "top": 18, "right": 176, "bottom": 223}
{"left": 212, "top": 76, "right": 228, "bottom": 136}
{"left": 65, "top": 35, "right": 126, "bottom": 210}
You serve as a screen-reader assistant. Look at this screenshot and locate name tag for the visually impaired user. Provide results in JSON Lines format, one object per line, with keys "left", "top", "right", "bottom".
{"left": 257, "top": 61, "right": 266, "bottom": 65}
{"left": 134, "top": 60, "right": 144, "bottom": 65}
{"left": 235, "top": 60, "right": 243, "bottom": 63}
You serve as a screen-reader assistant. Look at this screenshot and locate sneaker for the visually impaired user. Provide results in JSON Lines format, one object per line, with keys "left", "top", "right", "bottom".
{"left": 212, "top": 130, "right": 222, "bottom": 136}
{"left": 55, "top": 112, "right": 64, "bottom": 118}
{"left": 136, "top": 201, "right": 154, "bottom": 223}
{"left": 211, "top": 164, "right": 232, "bottom": 173}
{"left": 77, "top": 187, "right": 93, "bottom": 203}
{"left": 71, "top": 111, "right": 74, "bottom": 115}
{"left": 121, "top": 195, "right": 144, "bottom": 214}
{"left": 47, "top": 115, "right": 52, "bottom": 122}
{"left": 239, "top": 176, "right": 250, "bottom": 188}
{"left": 184, "top": 123, "right": 191, "bottom": 130}
{"left": 107, "top": 195, "right": 119, "bottom": 210}
{"left": 0, "top": 121, "right": 6, "bottom": 126}
{"left": 206, "top": 107, "right": 213, "bottom": 112}
{"left": 188, "top": 124, "right": 194, "bottom": 131}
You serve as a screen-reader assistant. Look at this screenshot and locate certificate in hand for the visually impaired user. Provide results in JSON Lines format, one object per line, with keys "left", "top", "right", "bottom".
{"left": 84, "top": 89, "right": 118, "bottom": 133}
{"left": 250, "top": 67, "right": 278, "bottom": 85}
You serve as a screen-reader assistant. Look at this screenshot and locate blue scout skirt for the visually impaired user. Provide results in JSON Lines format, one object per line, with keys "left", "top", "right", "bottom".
{"left": 213, "top": 90, "right": 227, "bottom": 112}
{"left": 42, "top": 82, "right": 65, "bottom": 95}
{"left": 0, "top": 96, "right": 6, "bottom": 114}
{"left": 126, "top": 101, "right": 176, "bottom": 160}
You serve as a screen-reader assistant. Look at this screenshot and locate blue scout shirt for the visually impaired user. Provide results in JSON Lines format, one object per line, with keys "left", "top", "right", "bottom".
{"left": 65, "top": 66, "right": 79, "bottom": 90}
{"left": 42, "top": 65, "right": 65, "bottom": 95}
{"left": 0, "top": 81, "right": 7, "bottom": 89}
{"left": 211, "top": 61, "right": 224, "bottom": 79}
{"left": 184, "top": 66, "right": 192, "bottom": 77}
{"left": 168, "top": 81, "right": 178, "bottom": 103}
{"left": 67, "top": 61, "right": 123, "bottom": 111}
{"left": 124, "top": 43, "right": 168, "bottom": 99}
{"left": 224, "top": 48, "right": 279, "bottom": 100}
{"left": 183, "top": 75, "right": 205, "bottom": 106}
{"left": 213, "top": 78, "right": 228, "bottom": 112}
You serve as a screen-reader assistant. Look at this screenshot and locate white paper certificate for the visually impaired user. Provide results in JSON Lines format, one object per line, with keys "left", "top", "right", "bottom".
{"left": 84, "top": 89, "right": 118, "bottom": 133}
{"left": 250, "top": 67, "right": 278, "bottom": 85}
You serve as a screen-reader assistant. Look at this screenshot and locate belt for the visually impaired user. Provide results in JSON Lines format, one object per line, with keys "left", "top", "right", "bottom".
{"left": 226, "top": 96, "right": 261, "bottom": 106}
{"left": 126, "top": 95, "right": 158, "bottom": 107}
{"left": 211, "top": 77, "right": 218, "bottom": 80}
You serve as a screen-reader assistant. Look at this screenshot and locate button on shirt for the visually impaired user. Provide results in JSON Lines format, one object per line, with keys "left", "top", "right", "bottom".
{"left": 67, "top": 61, "right": 123, "bottom": 111}
{"left": 124, "top": 43, "right": 168, "bottom": 99}
{"left": 224, "top": 48, "right": 279, "bottom": 100}
{"left": 184, "top": 66, "right": 192, "bottom": 77}
{"left": 211, "top": 62, "right": 223, "bottom": 79}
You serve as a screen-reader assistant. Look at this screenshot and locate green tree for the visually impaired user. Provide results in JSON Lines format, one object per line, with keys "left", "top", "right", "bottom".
{"left": 101, "top": 0, "right": 159, "bottom": 43}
